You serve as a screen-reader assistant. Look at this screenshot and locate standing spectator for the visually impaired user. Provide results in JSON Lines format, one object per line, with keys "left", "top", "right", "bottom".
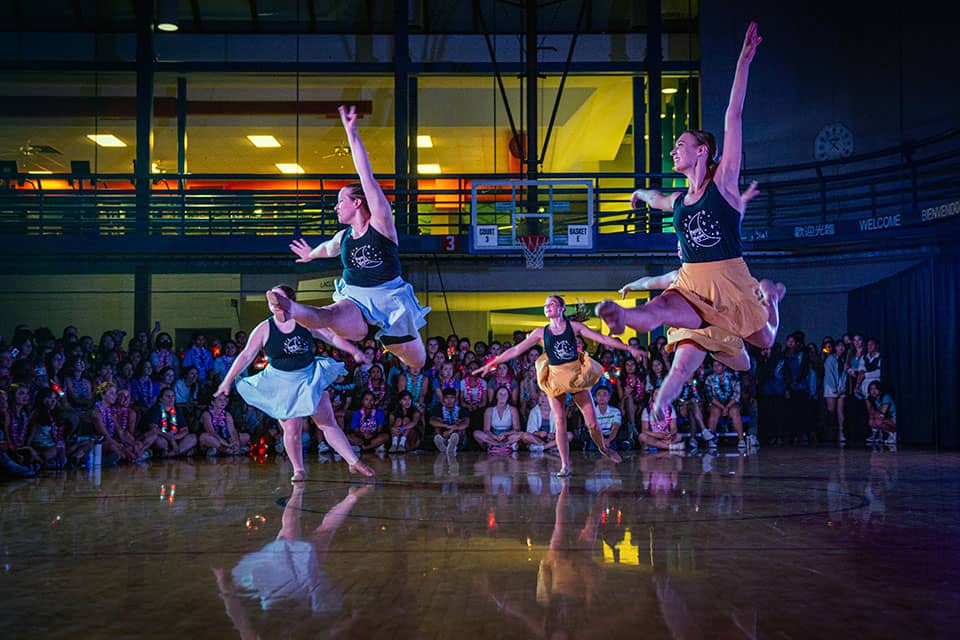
{"left": 777, "top": 333, "right": 817, "bottom": 445}
{"left": 846, "top": 334, "right": 866, "bottom": 399}
{"left": 346, "top": 390, "right": 389, "bottom": 454}
{"left": 705, "top": 361, "right": 746, "bottom": 450}
{"left": 151, "top": 333, "right": 180, "bottom": 377}
{"left": 866, "top": 381, "right": 897, "bottom": 447}
{"left": 823, "top": 340, "right": 849, "bottom": 443}
{"left": 859, "top": 338, "right": 882, "bottom": 398}
{"left": 429, "top": 387, "right": 470, "bottom": 455}
{"left": 183, "top": 332, "right": 214, "bottom": 381}
{"left": 756, "top": 344, "right": 785, "bottom": 445}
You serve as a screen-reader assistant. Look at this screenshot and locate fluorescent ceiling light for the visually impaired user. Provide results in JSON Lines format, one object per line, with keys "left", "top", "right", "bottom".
{"left": 417, "top": 163, "right": 442, "bottom": 174}
{"left": 661, "top": 87, "right": 678, "bottom": 95}
{"left": 86, "top": 134, "right": 127, "bottom": 147}
{"left": 276, "top": 163, "right": 305, "bottom": 174}
{"left": 416, "top": 135, "right": 433, "bottom": 148}
{"left": 247, "top": 135, "right": 281, "bottom": 148}
{"left": 157, "top": 22, "right": 179, "bottom": 32}
{"left": 28, "top": 170, "right": 52, "bottom": 174}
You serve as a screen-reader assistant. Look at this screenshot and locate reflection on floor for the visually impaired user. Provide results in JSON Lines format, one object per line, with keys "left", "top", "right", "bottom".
{"left": 2, "top": 448, "right": 959, "bottom": 639}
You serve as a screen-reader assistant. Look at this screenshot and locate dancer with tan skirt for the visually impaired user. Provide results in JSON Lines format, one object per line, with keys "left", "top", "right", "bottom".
{"left": 597, "top": 22, "right": 785, "bottom": 420}
{"left": 475, "top": 295, "right": 645, "bottom": 477}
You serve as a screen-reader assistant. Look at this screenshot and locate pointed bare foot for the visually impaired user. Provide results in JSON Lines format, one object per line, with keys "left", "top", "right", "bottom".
{"left": 595, "top": 300, "right": 626, "bottom": 335}
{"left": 555, "top": 467, "right": 572, "bottom": 478}
{"left": 349, "top": 460, "right": 375, "bottom": 478}
{"left": 587, "top": 427, "right": 623, "bottom": 463}
{"left": 266, "top": 288, "right": 290, "bottom": 322}
{"left": 290, "top": 470, "right": 307, "bottom": 482}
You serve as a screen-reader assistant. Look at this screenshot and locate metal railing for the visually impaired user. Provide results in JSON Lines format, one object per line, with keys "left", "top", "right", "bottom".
{"left": 1, "top": 129, "right": 957, "bottom": 248}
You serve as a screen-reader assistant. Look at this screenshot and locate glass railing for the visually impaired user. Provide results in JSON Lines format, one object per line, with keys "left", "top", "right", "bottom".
{"left": 1, "top": 129, "right": 957, "bottom": 248}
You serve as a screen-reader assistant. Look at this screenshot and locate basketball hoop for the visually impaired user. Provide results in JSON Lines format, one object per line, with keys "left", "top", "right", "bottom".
{"left": 519, "top": 234, "right": 548, "bottom": 270}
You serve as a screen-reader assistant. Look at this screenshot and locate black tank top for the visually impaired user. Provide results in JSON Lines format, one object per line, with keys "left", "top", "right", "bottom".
{"left": 264, "top": 319, "right": 315, "bottom": 371}
{"left": 340, "top": 225, "right": 402, "bottom": 287}
{"left": 673, "top": 181, "right": 742, "bottom": 263}
{"left": 543, "top": 319, "right": 579, "bottom": 366}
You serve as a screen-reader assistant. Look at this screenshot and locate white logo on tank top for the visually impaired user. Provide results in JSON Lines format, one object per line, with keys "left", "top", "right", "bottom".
{"left": 683, "top": 210, "right": 722, "bottom": 248}
{"left": 552, "top": 339, "right": 577, "bottom": 361}
{"left": 350, "top": 245, "right": 384, "bottom": 269}
{"left": 283, "top": 335, "right": 311, "bottom": 355}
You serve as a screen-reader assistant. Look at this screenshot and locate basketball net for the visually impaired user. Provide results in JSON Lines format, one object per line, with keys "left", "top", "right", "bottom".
{"left": 519, "top": 235, "right": 548, "bottom": 270}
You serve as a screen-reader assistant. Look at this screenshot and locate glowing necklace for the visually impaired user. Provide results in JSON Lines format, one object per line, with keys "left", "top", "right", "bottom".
{"left": 161, "top": 405, "right": 179, "bottom": 433}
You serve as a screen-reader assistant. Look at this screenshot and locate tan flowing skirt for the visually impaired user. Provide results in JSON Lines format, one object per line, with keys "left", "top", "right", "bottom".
{"left": 535, "top": 353, "right": 603, "bottom": 398}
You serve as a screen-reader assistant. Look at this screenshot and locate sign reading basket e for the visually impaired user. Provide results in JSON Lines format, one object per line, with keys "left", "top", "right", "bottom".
{"left": 567, "top": 225, "right": 590, "bottom": 247}
{"left": 475, "top": 225, "right": 500, "bottom": 248}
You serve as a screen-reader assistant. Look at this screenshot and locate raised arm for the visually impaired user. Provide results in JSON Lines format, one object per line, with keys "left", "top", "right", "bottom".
{"left": 474, "top": 329, "right": 544, "bottom": 377}
{"left": 215, "top": 321, "right": 269, "bottom": 396}
{"left": 289, "top": 228, "right": 346, "bottom": 264}
{"left": 714, "top": 21, "right": 762, "bottom": 193}
{"left": 339, "top": 104, "right": 397, "bottom": 242}
{"left": 631, "top": 188, "right": 680, "bottom": 213}
{"left": 573, "top": 322, "right": 646, "bottom": 361}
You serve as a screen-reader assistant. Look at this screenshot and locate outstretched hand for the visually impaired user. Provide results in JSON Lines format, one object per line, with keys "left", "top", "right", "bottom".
{"left": 338, "top": 104, "right": 358, "bottom": 136}
{"left": 741, "top": 180, "right": 760, "bottom": 204}
{"left": 289, "top": 238, "right": 314, "bottom": 263}
{"left": 739, "top": 21, "right": 762, "bottom": 65}
{"left": 628, "top": 346, "right": 646, "bottom": 361}
{"left": 473, "top": 362, "right": 495, "bottom": 377}
{"left": 215, "top": 382, "right": 230, "bottom": 399}
{"left": 619, "top": 282, "right": 638, "bottom": 299}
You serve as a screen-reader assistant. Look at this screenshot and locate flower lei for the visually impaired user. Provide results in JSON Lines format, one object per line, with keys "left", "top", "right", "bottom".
{"left": 96, "top": 401, "right": 116, "bottom": 436}
{"left": 10, "top": 409, "right": 29, "bottom": 448}
{"left": 624, "top": 374, "right": 644, "bottom": 400}
{"left": 367, "top": 378, "right": 386, "bottom": 406}
{"left": 441, "top": 404, "right": 461, "bottom": 424}
{"left": 648, "top": 403, "right": 673, "bottom": 432}
{"left": 135, "top": 377, "right": 158, "bottom": 407}
{"left": 47, "top": 410, "right": 66, "bottom": 444}
{"left": 112, "top": 405, "right": 130, "bottom": 434}
{"left": 210, "top": 408, "right": 229, "bottom": 439}
{"left": 407, "top": 374, "right": 424, "bottom": 403}
{"left": 709, "top": 371, "right": 734, "bottom": 402}
{"left": 72, "top": 376, "right": 91, "bottom": 400}
{"left": 463, "top": 376, "right": 485, "bottom": 405}
{"left": 161, "top": 405, "right": 179, "bottom": 433}
{"left": 357, "top": 408, "right": 380, "bottom": 435}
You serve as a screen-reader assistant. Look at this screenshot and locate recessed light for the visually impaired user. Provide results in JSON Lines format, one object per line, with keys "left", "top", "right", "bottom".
{"left": 662, "top": 87, "right": 678, "bottom": 95}
{"left": 417, "top": 163, "right": 442, "bottom": 174}
{"left": 416, "top": 135, "right": 433, "bottom": 148}
{"left": 157, "top": 22, "right": 179, "bottom": 32}
{"left": 28, "top": 170, "right": 52, "bottom": 174}
{"left": 276, "top": 163, "right": 305, "bottom": 174}
{"left": 86, "top": 134, "right": 127, "bottom": 147}
{"left": 247, "top": 135, "right": 281, "bottom": 148}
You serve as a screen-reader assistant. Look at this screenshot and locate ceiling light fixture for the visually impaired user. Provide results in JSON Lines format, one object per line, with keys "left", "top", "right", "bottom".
{"left": 156, "top": 0, "right": 179, "bottom": 32}
{"left": 417, "top": 163, "right": 442, "bottom": 175}
{"left": 416, "top": 135, "right": 433, "bottom": 148}
{"left": 247, "top": 135, "right": 281, "bottom": 148}
{"left": 276, "top": 163, "right": 305, "bottom": 174}
{"left": 86, "top": 134, "right": 127, "bottom": 147}
{"left": 661, "top": 87, "right": 679, "bottom": 95}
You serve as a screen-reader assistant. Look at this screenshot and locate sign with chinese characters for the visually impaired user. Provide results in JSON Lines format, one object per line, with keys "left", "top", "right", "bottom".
{"left": 793, "top": 223, "right": 836, "bottom": 239}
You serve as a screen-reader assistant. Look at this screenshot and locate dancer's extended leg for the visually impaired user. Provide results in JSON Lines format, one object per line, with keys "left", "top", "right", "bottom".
{"left": 745, "top": 280, "right": 787, "bottom": 349}
{"left": 383, "top": 338, "right": 427, "bottom": 370}
{"left": 548, "top": 395, "right": 572, "bottom": 476}
{"left": 267, "top": 291, "right": 368, "bottom": 342}
{"left": 652, "top": 342, "right": 709, "bottom": 422}
{"left": 573, "top": 389, "right": 622, "bottom": 463}
{"left": 597, "top": 291, "right": 702, "bottom": 336}
{"left": 312, "top": 393, "right": 374, "bottom": 477}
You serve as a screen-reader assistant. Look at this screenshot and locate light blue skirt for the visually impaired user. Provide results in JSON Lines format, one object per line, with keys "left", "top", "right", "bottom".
{"left": 333, "top": 275, "right": 430, "bottom": 341}
{"left": 232, "top": 539, "right": 342, "bottom": 614}
{"left": 237, "top": 358, "right": 346, "bottom": 420}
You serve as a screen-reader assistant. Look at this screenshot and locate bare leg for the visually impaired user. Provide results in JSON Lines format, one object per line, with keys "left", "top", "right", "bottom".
{"left": 572, "top": 389, "right": 622, "bottom": 463}
{"left": 652, "top": 343, "right": 708, "bottom": 421}
{"left": 547, "top": 395, "right": 571, "bottom": 476}
{"left": 267, "top": 292, "right": 369, "bottom": 342}
{"left": 280, "top": 418, "right": 306, "bottom": 481}
{"left": 385, "top": 337, "right": 427, "bottom": 370}
{"left": 744, "top": 280, "right": 787, "bottom": 349}
{"left": 596, "top": 292, "right": 703, "bottom": 336}
{"left": 311, "top": 394, "right": 373, "bottom": 477}
{"left": 729, "top": 406, "right": 744, "bottom": 441}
